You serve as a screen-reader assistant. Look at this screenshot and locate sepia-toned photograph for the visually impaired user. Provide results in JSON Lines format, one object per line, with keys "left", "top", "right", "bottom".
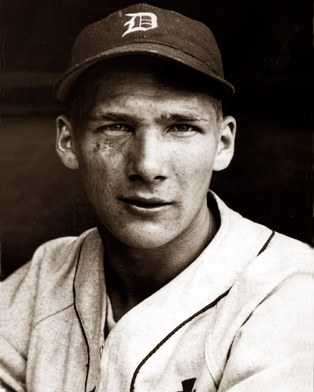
{"left": 1, "top": 1, "right": 313, "bottom": 391}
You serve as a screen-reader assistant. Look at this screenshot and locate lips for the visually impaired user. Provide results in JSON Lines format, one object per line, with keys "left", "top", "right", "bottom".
{"left": 120, "top": 196, "right": 172, "bottom": 209}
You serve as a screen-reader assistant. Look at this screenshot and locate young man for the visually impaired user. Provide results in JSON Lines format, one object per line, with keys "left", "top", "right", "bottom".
{"left": 1, "top": 4, "right": 313, "bottom": 391}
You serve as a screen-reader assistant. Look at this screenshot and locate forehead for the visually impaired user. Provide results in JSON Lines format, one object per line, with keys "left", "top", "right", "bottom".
{"left": 92, "top": 69, "right": 216, "bottom": 114}
{"left": 70, "top": 56, "right": 220, "bottom": 117}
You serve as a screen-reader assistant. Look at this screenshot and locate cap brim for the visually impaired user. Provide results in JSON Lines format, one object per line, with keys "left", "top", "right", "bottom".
{"left": 54, "top": 43, "right": 235, "bottom": 102}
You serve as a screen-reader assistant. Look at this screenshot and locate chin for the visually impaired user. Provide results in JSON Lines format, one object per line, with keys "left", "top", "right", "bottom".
{"left": 120, "top": 233, "right": 173, "bottom": 250}
{"left": 110, "top": 224, "right": 177, "bottom": 250}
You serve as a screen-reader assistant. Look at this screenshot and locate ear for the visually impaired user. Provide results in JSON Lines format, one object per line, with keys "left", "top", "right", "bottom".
{"left": 56, "top": 115, "right": 79, "bottom": 170}
{"left": 213, "top": 115, "right": 236, "bottom": 172}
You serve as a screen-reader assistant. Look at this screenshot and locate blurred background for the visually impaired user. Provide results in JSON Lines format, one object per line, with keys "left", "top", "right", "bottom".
{"left": 1, "top": 0, "right": 313, "bottom": 278}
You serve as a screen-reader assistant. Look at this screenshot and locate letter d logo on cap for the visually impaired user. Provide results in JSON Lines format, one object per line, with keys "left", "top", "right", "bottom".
{"left": 122, "top": 12, "right": 158, "bottom": 37}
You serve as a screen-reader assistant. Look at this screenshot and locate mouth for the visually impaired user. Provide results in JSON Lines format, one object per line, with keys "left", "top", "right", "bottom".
{"left": 119, "top": 197, "right": 172, "bottom": 213}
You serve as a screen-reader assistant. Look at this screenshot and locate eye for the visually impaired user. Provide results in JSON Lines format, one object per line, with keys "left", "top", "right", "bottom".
{"left": 168, "top": 124, "right": 199, "bottom": 135}
{"left": 99, "top": 123, "right": 132, "bottom": 134}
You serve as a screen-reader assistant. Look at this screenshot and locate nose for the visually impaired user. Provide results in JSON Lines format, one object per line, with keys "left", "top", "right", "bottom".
{"left": 126, "top": 129, "right": 168, "bottom": 183}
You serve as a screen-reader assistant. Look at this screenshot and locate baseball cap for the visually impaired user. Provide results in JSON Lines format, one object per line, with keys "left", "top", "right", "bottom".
{"left": 54, "top": 3, "right": 235, "bottom": 101}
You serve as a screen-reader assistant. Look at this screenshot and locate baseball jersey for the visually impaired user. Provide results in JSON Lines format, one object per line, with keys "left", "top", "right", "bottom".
{"left": 1, "top": 193, "right": 313, "bottom": 391}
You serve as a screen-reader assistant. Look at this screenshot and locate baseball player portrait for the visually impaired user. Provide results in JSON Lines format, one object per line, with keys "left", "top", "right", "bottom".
{"left": 1, "top": 3, "right": 313, "bottom": 391}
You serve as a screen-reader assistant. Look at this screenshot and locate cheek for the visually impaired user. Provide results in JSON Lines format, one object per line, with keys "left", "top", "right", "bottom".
{"left": 79, "top": 137, "right": 122, "bottom": 167}
{"left": 77, "top": 140, "right": 125, "bottom": 192}
{"left": 174, "top": 142, "right": 217, "bottom": 190}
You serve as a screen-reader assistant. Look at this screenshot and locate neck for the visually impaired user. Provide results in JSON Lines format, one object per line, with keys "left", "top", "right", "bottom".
{"left": 99, "top": 206, "right": 217, "bottom": 321}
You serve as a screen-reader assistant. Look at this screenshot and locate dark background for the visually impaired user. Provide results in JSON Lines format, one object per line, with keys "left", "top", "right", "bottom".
{"left": 1, "top": 0, "right": 313, "bottom": 279}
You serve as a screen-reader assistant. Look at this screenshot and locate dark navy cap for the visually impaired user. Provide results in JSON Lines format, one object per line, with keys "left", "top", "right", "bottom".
{"left": 54, "top": 3, "right": 235, "bottom": 101}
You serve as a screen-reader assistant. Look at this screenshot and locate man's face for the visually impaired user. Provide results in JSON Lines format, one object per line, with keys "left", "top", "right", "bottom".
{"left": 58, "top": 62, "right": 235, "bottom": 249}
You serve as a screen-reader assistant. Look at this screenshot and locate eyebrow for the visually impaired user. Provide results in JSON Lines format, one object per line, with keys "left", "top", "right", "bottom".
{"left": 88, "top": 111, "right": 207, "bottom": 123}
{"left": 88, "top": 112, "right": 137, "bottom": 122}
{"left": 158, "top": 113, "right": 206, "bottom": 123}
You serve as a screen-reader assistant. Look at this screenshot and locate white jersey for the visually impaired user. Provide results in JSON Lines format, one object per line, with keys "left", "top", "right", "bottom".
{"left": 1, "top": 193, "right": 313, "bottom": 391}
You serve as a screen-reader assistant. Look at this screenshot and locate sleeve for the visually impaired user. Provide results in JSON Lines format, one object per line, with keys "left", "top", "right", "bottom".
{"left": 217, "top": 273, "right": 314, "bottom": 392}
{"left": 0, "top": 264, "right": 34, "bottom": 392}
{"left": 0, "top": 339, "right": 26, "bottom": 392}
{"left": 0, "top": 235, "right": 79, "bottom": 391}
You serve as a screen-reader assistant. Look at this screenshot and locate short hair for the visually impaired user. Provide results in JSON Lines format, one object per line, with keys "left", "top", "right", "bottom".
{"left": 66, "top": 55, "right": 223, "bottom": 132}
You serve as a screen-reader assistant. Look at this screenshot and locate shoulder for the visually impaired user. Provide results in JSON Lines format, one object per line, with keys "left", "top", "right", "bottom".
{"left": 225, "top": 227, "right": 314, "bottom": 317}
{"left": 206, "top": 226, "right": 314, "bottom": 387}
{"left": 243, "top": 230, "right": 314, "bottom": 286}
{"left": 2, "top": 228, "right": 98, "bottom": 285}
{"left": 1, "top": 228, "right": 99, "bottom": 324}
{"left": 212, "top": 191, "right": 313, "bottom": 268}
{"left": 0, "top": 228, "right": 100, "bottom": 359}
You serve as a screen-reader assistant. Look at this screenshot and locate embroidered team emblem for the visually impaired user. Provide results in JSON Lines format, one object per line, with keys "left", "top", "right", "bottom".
{"left": 122, "top": 12, "right": 158, "bottom": 37}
